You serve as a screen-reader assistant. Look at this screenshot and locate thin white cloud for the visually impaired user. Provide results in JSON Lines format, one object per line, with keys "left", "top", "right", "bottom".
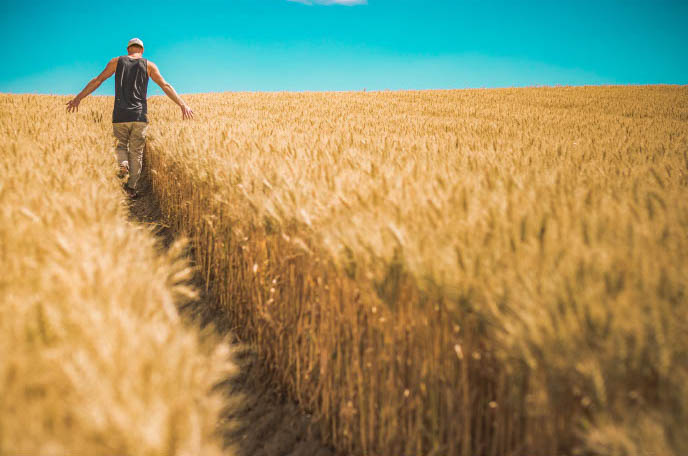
{"left": 288, "top": 0, "right": 367, "bottom": 5}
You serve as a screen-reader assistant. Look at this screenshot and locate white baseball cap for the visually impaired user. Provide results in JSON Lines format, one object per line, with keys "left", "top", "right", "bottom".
{"left": 127, "top": 38, "right": 144, "bottom": 49}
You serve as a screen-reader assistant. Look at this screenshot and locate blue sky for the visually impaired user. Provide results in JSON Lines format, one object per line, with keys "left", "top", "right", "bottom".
{"left": 1, "top": 0, "right": 686, "bottom": 94}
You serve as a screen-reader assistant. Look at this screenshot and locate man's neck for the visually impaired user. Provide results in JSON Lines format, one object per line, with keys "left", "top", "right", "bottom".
{"left": 127, "top": 52, "right": 143, "bottom": 58}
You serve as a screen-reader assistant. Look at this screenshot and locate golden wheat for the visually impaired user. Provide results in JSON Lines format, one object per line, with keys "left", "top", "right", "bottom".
{"left": 0, "top": 94, "right": 234, "bottom": 455}
{"left": 140, "top": 86, "right": 687, "bottom": 456}
{"left": 3, "top": 86, "right": 686, "bottom": 456}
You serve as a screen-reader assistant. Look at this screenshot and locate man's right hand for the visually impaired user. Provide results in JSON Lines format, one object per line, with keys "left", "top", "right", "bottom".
{"left": 180, "top": 103, "right": 194, "bottom": 120}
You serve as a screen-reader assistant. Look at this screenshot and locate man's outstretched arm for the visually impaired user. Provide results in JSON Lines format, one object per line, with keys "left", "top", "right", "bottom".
{"left": 148, "top": 61, "right": 194, "bottom": 120}
{"left": 66, "top": 58, "right": 118, "bottom": 113}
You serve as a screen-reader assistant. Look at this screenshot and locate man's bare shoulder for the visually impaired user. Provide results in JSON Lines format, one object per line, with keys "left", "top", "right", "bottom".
{"left": 146, "top": 60, "right": 161, "bottom": 78}
{"left": 95, "top": 57, "right": 119, "bottom": 80}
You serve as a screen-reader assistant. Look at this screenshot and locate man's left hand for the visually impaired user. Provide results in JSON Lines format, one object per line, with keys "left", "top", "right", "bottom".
{"left": 66, "top": 98, "right": 81, "bottom": 113}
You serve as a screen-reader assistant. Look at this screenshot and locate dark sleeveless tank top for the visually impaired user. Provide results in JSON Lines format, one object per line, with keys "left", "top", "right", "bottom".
{"left": 112, "top": 56, "right": 149, "bottom": 123}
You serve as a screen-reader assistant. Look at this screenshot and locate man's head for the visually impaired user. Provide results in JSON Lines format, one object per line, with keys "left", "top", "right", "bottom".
{"left": 127, "top": 38, "right": 144, "bottom": 54}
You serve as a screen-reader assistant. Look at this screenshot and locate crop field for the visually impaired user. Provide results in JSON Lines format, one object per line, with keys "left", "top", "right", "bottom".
{"left": 1, "top": 86, "right": 687, "bottom": 456}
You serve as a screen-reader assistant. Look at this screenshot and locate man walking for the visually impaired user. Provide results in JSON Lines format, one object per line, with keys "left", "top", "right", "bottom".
{"left": 66, "top": 38, "right": 193, "bottom": 198}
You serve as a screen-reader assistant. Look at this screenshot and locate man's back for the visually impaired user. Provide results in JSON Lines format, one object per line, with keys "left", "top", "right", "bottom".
{"left": 113, "top": 55, "right": 149, "bottom": 123}
{"left": 66, "top": 38, "right": 193, "bottom": 122}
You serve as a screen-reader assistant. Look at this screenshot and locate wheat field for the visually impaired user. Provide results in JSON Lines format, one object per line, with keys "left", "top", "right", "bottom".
{"left": 1, "top": 86, "right": 687, "bottom": 456}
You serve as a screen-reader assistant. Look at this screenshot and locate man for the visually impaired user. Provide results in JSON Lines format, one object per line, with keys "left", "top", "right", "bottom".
{"left": 66, "top": 38, "right": 193, "bottom": 198}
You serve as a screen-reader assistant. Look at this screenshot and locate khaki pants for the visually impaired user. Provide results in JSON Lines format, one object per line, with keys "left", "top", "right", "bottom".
{"left": 113, "top": 121, "right": 148, "bottom": 190}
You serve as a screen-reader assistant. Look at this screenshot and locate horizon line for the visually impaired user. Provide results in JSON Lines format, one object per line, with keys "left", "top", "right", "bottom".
{"left": 2, "top": 83, "right": 686, "bottom": 97}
